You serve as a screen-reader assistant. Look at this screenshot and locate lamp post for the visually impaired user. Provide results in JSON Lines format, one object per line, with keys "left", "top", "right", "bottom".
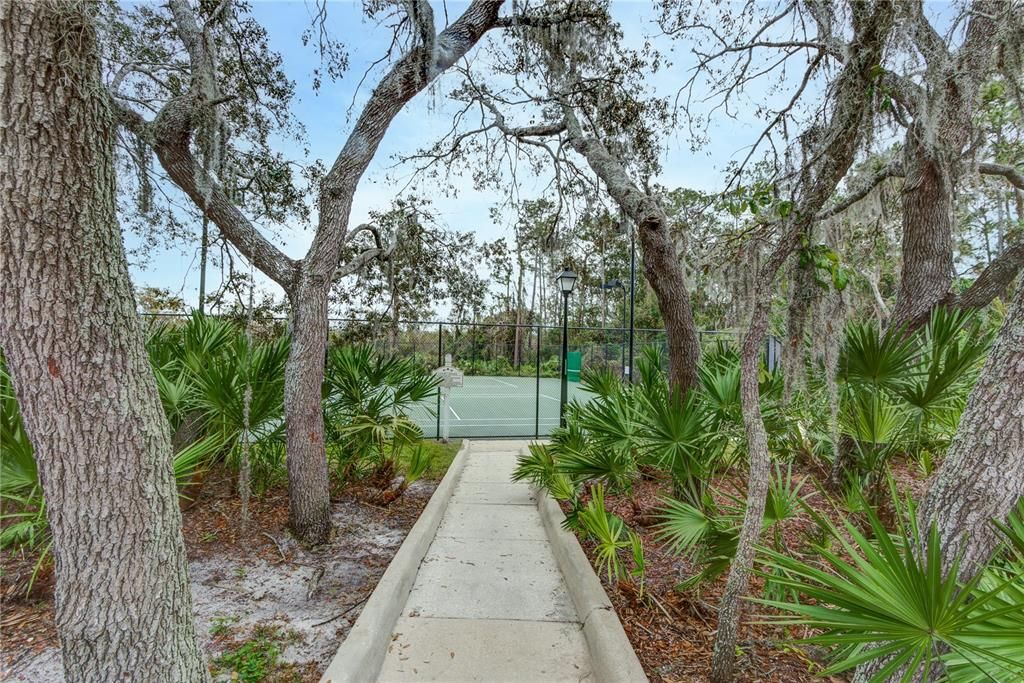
{"left": 556, "top": 269, "right": 577, "bottom": 427}
{"left": 600, "top": 279, "right": 627, "bottom": 375}
{"left": 615, "top": 219, "right": 637, "bottom": 382}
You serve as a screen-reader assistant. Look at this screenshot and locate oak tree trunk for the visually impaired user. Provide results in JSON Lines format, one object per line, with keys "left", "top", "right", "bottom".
{"left": 919, "top": 283, "right": 1024, "bottom": 579}
{"left": 0, "top": 2, "right": 208, "bottom": 680}
{"left": 888, "top": 130, "right": 955, "bottom": 333}
{"left": 636, "top": 217, "right": 701, "bottom": 392}
{"left": 284, "top": 283, "right": 333, "bottom": 544}
{"left": 562, "top": 109, "right": 700, "bottom": 393}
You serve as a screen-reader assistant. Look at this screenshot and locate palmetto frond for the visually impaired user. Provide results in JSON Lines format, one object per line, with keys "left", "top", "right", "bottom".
{"left": 839, "top": 390, "right": 908, "bottom": 446}
{"left": 577, "top": 484, "right": 639, "bottom": 584}
{"left": 512, "top": 443, "right": 558, "bottom": 489}
{"left": 755, "top": 495, "right": 1024, "bottom": 682}
{"left": 580, "top": 365, "right": 623, "bottom": 399}
{"left": 635, "top": 389, "right": 711, "bottom": 506}
{"left": 838, "top": 321, "right": 919, "bottom": 391}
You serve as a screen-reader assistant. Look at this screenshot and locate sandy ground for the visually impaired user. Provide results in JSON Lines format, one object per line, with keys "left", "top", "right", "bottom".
{"left": 1, "top": 479, "right": 436, "bottom": 682}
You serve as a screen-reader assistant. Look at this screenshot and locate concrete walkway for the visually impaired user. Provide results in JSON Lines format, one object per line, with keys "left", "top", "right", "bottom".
{"left": 378, "top": 440, "right": 595, "bottom": 682}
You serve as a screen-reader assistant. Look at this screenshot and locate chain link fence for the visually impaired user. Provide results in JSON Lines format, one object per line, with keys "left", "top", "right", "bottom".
{"left": 141, "top": 313, "right": 745, "bottom": 438}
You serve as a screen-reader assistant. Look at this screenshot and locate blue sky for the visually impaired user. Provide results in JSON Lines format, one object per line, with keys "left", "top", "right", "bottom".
{"left": 125, "top": 0, "right": 847, "bottom": 308}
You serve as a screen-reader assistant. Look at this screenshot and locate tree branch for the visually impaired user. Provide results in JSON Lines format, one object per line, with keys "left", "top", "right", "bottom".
{"left": 978, "top": 162, "right": 1024, "bottom": 190}
{"left": 493, "top": 9, "right": 603, "bottom": 29}
{"left": 334, "top": 243, "right": 393, "bottom": 281}
{"left": 307, "top": 0, "right": 504, "bottom": 279}
{"left": 954, "top": 239, "right": 1024, "bottom": 310}
{"left": 817, "top": 159, "right": 903, "bottom": 219}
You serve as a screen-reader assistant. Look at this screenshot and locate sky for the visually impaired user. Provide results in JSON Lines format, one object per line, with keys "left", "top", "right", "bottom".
{"left": 123, "top": 0, "right": 920, "bottom": 310}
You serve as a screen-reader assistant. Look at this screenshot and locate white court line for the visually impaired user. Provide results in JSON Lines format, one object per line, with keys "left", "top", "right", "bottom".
{"left": 448, "top": 405, "right": 461, "bottom": 420}
{"left": 539, "top": 394, "right": 560, "bottom": 402}
{"left": 435, "top": 394, "right": 533, "bottom": 398}
{"left": 418, "top": 417, "right": 560, "bottom": 423}
{"left": 490, "top": 378, "right": 517, "bottom": 387}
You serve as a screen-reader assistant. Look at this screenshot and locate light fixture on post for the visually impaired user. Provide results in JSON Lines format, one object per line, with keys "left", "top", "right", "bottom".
{"left": 556, "top": 269, "right": 577, "bottom": 427}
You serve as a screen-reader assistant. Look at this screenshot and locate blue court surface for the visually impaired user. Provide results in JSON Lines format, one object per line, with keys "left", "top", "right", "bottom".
{"left": 410, "top": 375, "right": 595, "bottom": 438}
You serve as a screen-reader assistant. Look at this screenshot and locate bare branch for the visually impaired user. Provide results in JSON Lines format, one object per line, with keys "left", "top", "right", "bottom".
{"left": 954, "top": 239, "right": 1024, "bottom": 310}
{"left": 817, "top": 159, "right": 904, "bottom": 219}
{"left": 978, "top": 162, "right": 1024, "bottom": 190}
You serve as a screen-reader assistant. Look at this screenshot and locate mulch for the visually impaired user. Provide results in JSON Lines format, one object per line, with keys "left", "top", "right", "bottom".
{"left": 568, "top": 460, "right": 921, "bottom": 683}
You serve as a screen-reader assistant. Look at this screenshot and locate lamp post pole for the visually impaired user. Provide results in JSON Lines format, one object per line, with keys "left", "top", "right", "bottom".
{"left": 555, "top": 269, "right": 577, "bottom": 428}
{"left": 627, "top": 225, "right": 636, "bottom": 383}
{"left": 560, "top": 289, "right": 570, "bottom": 426}
{"left": 618, "top": 282, "right": 627, "bottom": 374}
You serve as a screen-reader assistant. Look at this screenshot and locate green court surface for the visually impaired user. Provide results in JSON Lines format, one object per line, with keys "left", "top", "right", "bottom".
{"left": 410, "top": 375, "right": 595, "bottom": 438}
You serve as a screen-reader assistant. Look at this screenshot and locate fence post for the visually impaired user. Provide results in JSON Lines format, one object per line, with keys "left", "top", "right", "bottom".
{"left": 470, "top": 325, "right": 477, "bottom": 374}
{"left": 535, "top": 324, "right": 542, "bottom": 439}
{"left": 436, "top": 323, "right": 442, "bottom": 440}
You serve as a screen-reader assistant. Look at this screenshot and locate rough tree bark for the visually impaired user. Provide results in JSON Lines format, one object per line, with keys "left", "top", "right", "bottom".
{"left": 888, "top": 125, "right": 957, "bottom": 332}
{"left": 119, "top": 0, "right": 505, "bottom": 543}
{"left": 283, "top": 284, "right": 333, "bottom": 541}
{"left": 918, "top": 282, "right": 1024, "bottom": 579}
{"left": 852, "top": 280, "right": 1023, "bottom": 683}
{"left": 887, "top": 0, "right": 1007, "bottom": 333}
{"left": 709, "top": 3, "right": 896, "bottom": 680}
{"left": 0, "top": 2, "right": 208, "bottom": 680}
{"left": 562, "top": 108, "right": 702, "bottom": 393}
{"left": 781, "top": 254, "right": 816, "bottom": 400}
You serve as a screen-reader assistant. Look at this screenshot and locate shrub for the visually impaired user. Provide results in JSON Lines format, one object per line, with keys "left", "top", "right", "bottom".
{"left": 756, "top": 493, "right": 1024, "bottom": 682}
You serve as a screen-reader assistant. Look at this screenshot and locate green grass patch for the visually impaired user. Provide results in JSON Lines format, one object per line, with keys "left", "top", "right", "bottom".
{"left": 212, "top": 625, "right": 302, "bottom": 682}
{"left": 397, "top": 439, "right": 462, "bottom": 480}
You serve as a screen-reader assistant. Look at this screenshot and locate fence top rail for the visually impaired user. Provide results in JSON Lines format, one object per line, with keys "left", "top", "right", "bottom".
{"left": 138, "top": 312, "right": 738, "bottom": 337}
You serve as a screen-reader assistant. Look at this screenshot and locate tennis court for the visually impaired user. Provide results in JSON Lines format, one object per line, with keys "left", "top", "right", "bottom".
{"left": 409, "top": 375, "right": 596, "bottom": 438}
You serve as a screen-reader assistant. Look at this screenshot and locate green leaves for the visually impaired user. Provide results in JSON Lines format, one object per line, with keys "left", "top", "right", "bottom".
{"left": 402, "top": 445, "right": 433, "bottom": 486}
{"left": 634, "top": 388, "right": 710, "bottom": 506}
{"left": 722, "top": 181, "right": 786, "bottom": 218}
{"left": 798, "top": 243, "right": 852, "bottom": 291}
{"left": 654, "top": 496, "right": 717, "bottom": 556}
{"left": 578, "top": 484, "right": 644, "bottom": 586}
{"left": 323, "top": 343, "right": 439, "bottom": 481}
{"left": 755, "top": 497, "right": 1024, "bottom": 682}
{"left": 512, "top": 443, "right": 558, "bottom": 489}
{"left": 836, "top": 308, "right": 994, "bottom": 482}
{"left": 654, "top": 465, "right": 806, "bottom": 590}
{"left": 839, "top": 322, "right": 919, "bottom": 391}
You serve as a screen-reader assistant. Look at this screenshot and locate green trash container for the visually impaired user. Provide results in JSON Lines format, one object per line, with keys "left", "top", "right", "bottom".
{"left": 567, "top": 351, "right": 582, "bottom": 382}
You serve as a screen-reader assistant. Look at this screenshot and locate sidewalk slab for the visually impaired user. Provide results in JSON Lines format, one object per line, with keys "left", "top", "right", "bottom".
{"left": 460, "top": 455, "right": 520, "bottom": 482}
{"left": 379, "top": 617, "right": 593, "bottom": 682}
{"left": 451, "top": 481, "right": 537, "bottom": 506}
{"left": 435, "top": 502, "right": 547, "bottom": 540}
{"left": 403, "top": 537, "right": 575, "bottom": 622}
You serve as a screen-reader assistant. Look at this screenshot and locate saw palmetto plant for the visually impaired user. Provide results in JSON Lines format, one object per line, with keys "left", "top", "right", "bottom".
{"left": 755, "top": 493, "right": 1024, "bottom": 682}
